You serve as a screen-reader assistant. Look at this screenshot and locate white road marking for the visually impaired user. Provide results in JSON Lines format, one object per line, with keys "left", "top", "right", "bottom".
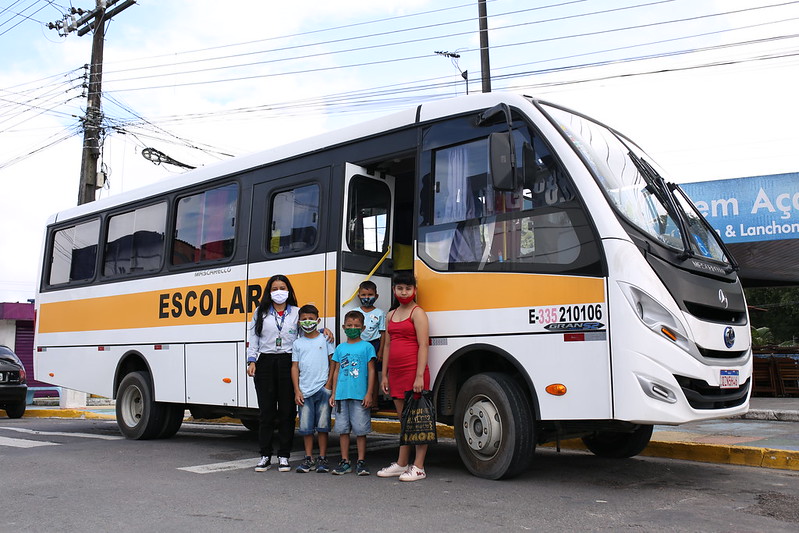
{"left": 174, "top": 431, "right": 234, "bottom": 439}
{"left": 0, "top": 426, "right": 123, "bottom": 440}
{"left": 178, "top": 439, "right": 399, "bottom": 474}
{"left": 0, "top": 436, "right": 59, "bottom": 448}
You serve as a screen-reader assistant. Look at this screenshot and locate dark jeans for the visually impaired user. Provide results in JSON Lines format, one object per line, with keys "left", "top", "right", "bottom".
{"left": 254, "top": 353, "right": 295, "bottom": 458}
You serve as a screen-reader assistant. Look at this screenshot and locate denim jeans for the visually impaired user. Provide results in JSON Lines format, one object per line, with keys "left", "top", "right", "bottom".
{"left": 297, "top": 387, "right": 332, "bottom": 435}
{"left": 334, "top": 398, "right": 371, "bottom": 436}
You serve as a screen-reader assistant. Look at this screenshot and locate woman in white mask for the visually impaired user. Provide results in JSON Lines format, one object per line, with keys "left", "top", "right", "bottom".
{"left": 246, "top": 274, "right": 303, "bottom": 473}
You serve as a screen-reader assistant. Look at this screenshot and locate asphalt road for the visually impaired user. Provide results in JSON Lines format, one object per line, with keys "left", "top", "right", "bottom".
{"left": 2, "top": 418, "right": 798, "bottom": 532}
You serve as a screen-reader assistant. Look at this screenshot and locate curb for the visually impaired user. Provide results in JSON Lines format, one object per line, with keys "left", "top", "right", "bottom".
{"left": 739, "top": 409, "right": 799, "bottom": 423}
{"left": 541, "top": 438, "right": 799, "bottom": 472}
{"left": 12, "top": 409, "right": 799, "bottom": 472}
{"left": 19, "top": 408, "right": 115, "bottom": 420}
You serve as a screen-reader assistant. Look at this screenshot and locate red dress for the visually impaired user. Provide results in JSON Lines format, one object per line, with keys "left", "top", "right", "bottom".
{"left": 387, "top": 306, "right": 430, "bottom": 399}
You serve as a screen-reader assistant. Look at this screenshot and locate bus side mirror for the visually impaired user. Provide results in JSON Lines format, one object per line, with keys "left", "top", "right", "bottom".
{"left": 489, "top": 131, "right": 516, "bottom": 191}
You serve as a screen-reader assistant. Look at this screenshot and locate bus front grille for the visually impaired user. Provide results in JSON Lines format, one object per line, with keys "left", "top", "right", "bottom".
{"left": 684, "top": 301, "right": 747, "bottom": 325}
{"left": 697, "top": 347, "right": 749, "bottom": 360}
{"left": 673, "top": 374, "right": 750, "bottom": 410}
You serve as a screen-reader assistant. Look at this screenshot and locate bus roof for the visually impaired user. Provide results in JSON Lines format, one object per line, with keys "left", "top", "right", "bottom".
{"left": 50, "top": 92, "right": 534, "bottom": 224}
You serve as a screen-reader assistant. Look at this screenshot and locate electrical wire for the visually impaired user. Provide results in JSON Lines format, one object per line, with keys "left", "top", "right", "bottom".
{"left": 0, "top": 0, "right": 50, "bottom": 36}
{"left": 100, "top": 1, "right": 799, "bottom": 93}
{"left": 104, "top": 0, "right": 592, "bottom": 76}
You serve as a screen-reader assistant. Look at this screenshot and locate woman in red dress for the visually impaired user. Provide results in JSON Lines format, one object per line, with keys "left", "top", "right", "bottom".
{"left": 377, "top": 271, "right": 430, "bottom": 482}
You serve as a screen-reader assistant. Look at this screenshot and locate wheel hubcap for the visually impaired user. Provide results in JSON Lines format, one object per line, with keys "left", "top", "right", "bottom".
{"left": 120, "top": 384, "right": 144, "bottom": 427}
{"left": 462, "top": 396, "right": 502, "bottom": 457}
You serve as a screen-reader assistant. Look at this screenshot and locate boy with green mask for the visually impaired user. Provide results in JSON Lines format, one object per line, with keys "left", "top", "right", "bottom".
{"left": 329, "top": 309, "right": 377, "bottom": 475}
{"left": 291, "top": 304, "right": 335, "bottom": 473}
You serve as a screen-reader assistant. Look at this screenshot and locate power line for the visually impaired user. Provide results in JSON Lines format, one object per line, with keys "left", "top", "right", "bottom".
{"left": 99, "top": 0, "right": 798, "bottom": 93}
{"left": 0, "top": 0, "right": 51, "bottom": 36}
{"left": 103, "top": 0, "right": 590, "bottom": 76}
{"left": 102, "top": 0, "right": 674, "bottom": 84}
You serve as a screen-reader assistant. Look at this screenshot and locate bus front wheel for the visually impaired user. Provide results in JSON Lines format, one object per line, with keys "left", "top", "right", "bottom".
{"left": 454, "top": 372, "right": 535, "bottom": 480}
{"left": 116, "top": 371, "right": 165, "bottom": 440}
{"left": 581, "top": 424, "right": 653, "bottom": 458}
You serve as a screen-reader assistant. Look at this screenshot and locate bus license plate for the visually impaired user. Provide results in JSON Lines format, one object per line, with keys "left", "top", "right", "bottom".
{"left": 720, "top": 370, "right": 739, "bottom": 389}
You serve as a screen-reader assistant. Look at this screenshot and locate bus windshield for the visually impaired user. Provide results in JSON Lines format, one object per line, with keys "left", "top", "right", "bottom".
{"left": 542, "top": 104, "right": 728, "bottom": 265}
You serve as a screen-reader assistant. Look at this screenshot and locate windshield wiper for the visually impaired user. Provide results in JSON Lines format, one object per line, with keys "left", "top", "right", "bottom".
{"left": 670, "top": 183, "right": 738, "bottom": 274}
{"left": 627, "top": 151, "right": 693, "bottom": 260}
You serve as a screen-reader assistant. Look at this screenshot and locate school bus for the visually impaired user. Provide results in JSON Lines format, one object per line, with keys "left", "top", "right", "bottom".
{"left": 35, "top": 92, "right": 751, "bottom": 479}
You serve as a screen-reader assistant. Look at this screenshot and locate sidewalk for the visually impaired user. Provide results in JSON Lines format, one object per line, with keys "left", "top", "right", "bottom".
{"left": 12, "top": 397, "right": 799, "bottom": 471}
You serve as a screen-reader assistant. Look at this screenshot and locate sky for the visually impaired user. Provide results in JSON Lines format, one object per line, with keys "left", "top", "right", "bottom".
{"left": 1, "top": 0, "right": 798, "bottom": 302}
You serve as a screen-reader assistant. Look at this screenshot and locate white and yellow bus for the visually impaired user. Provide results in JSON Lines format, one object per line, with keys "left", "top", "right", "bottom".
{"left": 35, "top": 93, "right": 751, "bottom": 479}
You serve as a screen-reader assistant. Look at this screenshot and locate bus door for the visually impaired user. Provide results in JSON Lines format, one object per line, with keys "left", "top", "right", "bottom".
{"left": 339, "top": 163, "right": 396, "bottom": 324}
{"left": 246, "top": 172, "right": 330, "bottom": 408}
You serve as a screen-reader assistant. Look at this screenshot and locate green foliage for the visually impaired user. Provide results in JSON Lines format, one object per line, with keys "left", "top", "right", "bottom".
{"left": 750, "top": 326, "right": 773, "bottom": 347}
{"left": 745, "top": 287, "right": 799, "bottom": 346}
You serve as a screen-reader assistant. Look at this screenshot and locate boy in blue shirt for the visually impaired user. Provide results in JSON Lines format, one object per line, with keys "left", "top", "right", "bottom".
{"left": 329, "top": 309, "right": 376, "bottom": 475}
{"left": 291, "top": 304, "right": 335, "bottom": 473}
{"left": 355, "top": 281, "right": 385, "bottom": 408}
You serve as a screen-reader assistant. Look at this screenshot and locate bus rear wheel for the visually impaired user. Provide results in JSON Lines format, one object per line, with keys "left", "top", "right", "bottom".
{"left": 454, "top": 372, "right": 535, "bottom": 480}
{"left": 156, "top": 403, "right": 185, "bottom": 439}
{"left": 581, "top": 424, "right": 653, "bottom": 458}
{"left": 116, "top": 371, "right": 166, "bottom": 440}
{"left": 240, "top": 418, "right": 260, "bottom": 432}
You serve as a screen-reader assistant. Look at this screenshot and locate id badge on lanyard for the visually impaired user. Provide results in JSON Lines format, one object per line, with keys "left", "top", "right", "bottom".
{"left": 272, "top": 305, "right": 288, "bottom": 350}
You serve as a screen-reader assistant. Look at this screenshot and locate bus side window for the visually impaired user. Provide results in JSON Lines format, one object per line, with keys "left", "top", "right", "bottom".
{"left": 419, "top": 123, "right": 600, "bottom": 275}
{"left": 269, "top": 184, "right": 320, "bottom": 254}
{"left": 172, "top": 183, "right": 238, "bottom": 266}
{"left": 104, "top": 203, "right": 167, "bottom": 276}
{"left": 49, "top": 219, "right": 101, "bottom": 285}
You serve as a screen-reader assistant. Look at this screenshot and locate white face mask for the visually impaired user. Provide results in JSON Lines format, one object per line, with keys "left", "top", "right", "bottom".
{"left": 271, "top": 289, "right": 289, "bottom": 305}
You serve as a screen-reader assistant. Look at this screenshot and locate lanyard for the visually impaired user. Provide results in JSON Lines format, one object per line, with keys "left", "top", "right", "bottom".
{"left": 270, "top": 305, "right": 291, "bottom": 348}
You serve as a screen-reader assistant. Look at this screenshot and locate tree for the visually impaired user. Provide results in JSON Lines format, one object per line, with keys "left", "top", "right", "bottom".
{"left": 745, "top": 287, "right": 799, "bottom": 346}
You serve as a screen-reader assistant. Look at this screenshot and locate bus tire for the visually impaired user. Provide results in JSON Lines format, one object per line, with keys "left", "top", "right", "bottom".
{"left": 581, "top": 424, "right": 653, "bottom": 458}
{"left": 4, "top": 402, "right": 26, "bottom": 419}
{"left": 240, "top": 418, "right": 260, "bottom": 432}
{"left": 454, "top": 372, "right": 535, "bottom": 480}
{"left": 116, "top": 371, "right": 165, "bottom": 440}
{"left": 155, "top": 403, "right": 185, "bottom": 439}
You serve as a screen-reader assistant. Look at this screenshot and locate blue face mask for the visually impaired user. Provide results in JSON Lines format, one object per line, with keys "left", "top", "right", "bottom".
{"left": 359, "top": 296, "right": 377, "bottom": 307}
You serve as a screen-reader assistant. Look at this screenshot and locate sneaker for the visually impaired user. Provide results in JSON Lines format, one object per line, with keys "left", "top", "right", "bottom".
{"left": 376, "top": 462, "right": 407, "bottom": 478}
{"left": 399, "top": 465, "right": 426, "bottom": 482}
{"left": 356, "top": 460, "right": 370, "bottom": 476}
{"left": 316, "top": 456, "right": 330, "bottom": 474}
{"left": 254, "top": 456, "right": 271, "bottom": 472}
{"left": 278, "top": 456, "right": 291, "bottom": 472}
{"left": 295, "top": 456, "right": 316, "bottom": 473}
{"left": 332, "top": 459, "right": 351, "bottom": 475}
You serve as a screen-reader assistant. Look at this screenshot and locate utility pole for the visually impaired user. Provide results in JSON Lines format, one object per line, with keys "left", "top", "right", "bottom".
{"left": 47, "top": 0, "right": 137, "bottom": 205}
{"left": 477, "top": 0, "right": 492, "bottom": 93}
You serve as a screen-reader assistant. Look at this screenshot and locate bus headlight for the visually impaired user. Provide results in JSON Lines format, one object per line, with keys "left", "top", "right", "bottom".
{"left": 618, "top": 282, "right": 693, "bottom": 354}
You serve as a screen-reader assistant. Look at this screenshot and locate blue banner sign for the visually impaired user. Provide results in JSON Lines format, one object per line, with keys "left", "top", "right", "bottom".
{"left": 681, "top": 172, "right": 799, "bottom": 244}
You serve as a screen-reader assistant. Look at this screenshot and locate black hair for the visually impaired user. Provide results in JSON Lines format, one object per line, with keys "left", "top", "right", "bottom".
{"left": 392, "top": 270, "right": 416, "bottom": 287}
{"left": 343, "top": 309, "right": 365, "bottom": 326}
{"left": 254, "top": 274, "right": 298, "bottom": 336}
{"left": 298, "top": 304, "right": 319, "bottom": 317}
{"left": 358, "top": 280, "right": 377, "bottom": 292}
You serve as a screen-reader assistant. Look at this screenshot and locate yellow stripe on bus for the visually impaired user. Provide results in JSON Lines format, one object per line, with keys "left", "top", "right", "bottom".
{"left": 38, "top": 271, "right": 331, "bottom": 334}
{"left": 414, "top": 261, "right": 605, "bottom": 312}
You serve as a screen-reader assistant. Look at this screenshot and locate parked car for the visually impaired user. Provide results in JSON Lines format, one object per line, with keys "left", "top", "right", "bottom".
{"left": 0, "top": 345, "right": 27, "bottom": 418}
